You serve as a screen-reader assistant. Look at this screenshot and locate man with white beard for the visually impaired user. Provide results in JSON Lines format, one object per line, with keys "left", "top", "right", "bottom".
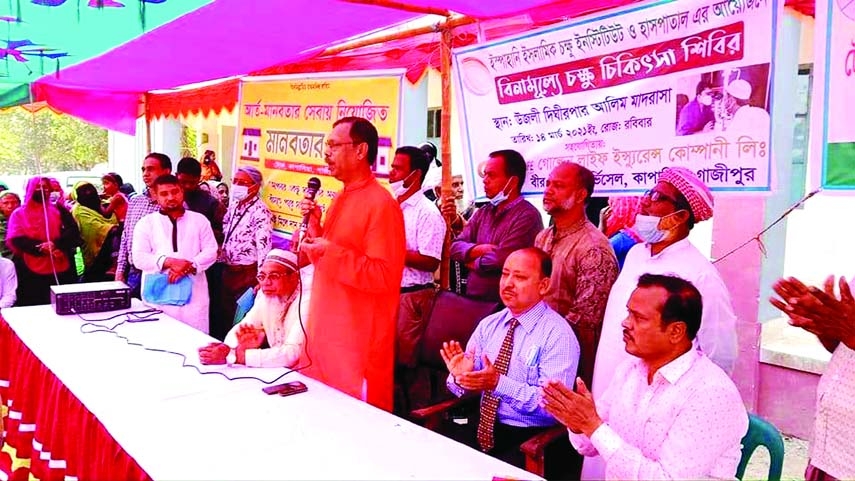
{"left": 198, "top": 249, "right": 312, "bottom": 368}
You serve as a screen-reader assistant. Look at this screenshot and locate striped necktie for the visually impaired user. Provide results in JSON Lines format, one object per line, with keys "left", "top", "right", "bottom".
{"left": 476, "top": 317, "right": 519, "bottom": 452}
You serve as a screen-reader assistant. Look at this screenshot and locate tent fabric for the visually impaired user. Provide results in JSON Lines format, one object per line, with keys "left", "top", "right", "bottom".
{"left": 32, "top": 82, "right": 142, "bottom": 134}
{"left": 0, "top": 83, "right": 31, "bottom": 108}
{"left": 32, "top": 0, "right": 423, "bottom": 132}
{"left": 146, "top": 78, "right": 240, "bottom": 120}
{"left": 784, "top": 0, "right": 814, "bottom": 16}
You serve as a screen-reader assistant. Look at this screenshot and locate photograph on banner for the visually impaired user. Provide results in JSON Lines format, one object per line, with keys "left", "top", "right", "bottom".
{"left": 235, "top": 72, "right": 403, "bottom": 237}
{"left": 453, "top": 0, "right": 778, "bottom": 201}
{"left": 816, "top": 0, "right": 855, "bottom": 189}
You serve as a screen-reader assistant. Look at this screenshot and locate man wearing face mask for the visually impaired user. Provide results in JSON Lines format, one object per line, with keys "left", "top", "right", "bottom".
{"left": 450, "top": 150, "right": 544, "bottom": 302}
{"left": 582, "top": 166, "right": 738, "bottom": 481}
{"left": 389, "top": 146, "right": 447, "bottom": 375}
{"left": 217, "top": 166, "right": 272, "bottom": 340}
{"left": 534, "top": 163, "right": 618, "bottom": 387}
{"left": 676, "top": 80, "right": 716, "bottom": 136}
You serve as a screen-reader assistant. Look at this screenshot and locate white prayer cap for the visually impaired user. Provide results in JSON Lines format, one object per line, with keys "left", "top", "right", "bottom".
{"left": 264, "top": 249, "right": 299, "bottom": 273}
{"left": 726, "top": 79, "right": 752, "bottom": 100}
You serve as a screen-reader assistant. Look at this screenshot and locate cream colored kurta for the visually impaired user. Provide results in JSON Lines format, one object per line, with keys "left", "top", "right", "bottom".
{"left": 132, "top": 210, "right": 218, "bottom": 333}
{"left": 224, "top": 266, "right": 314, "bottom": 368}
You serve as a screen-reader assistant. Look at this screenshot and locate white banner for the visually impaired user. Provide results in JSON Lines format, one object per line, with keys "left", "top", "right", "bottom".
{"left": 812, "top": 0, "right": 855, "bottom": 190}
{"left": 453, "top": 0, "right": 779, "bottom": 201}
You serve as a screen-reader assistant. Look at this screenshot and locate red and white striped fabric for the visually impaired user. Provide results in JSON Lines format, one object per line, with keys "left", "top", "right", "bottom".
{"left": 0, "top": 319, "right": 150, "bottom": 481}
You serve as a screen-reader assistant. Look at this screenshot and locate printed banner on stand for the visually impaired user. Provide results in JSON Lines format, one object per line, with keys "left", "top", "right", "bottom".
{"left": 814, "top": 0, "right": 855, "bottom": 190}
{"left": 453, "top": 0, "right": 779, "bottom": 201}
{"left": 236, "top": 71, "right": 404, "bottom": 236}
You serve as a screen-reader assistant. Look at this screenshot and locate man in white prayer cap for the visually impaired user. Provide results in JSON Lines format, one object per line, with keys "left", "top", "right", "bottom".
{"left": 724, "top": 78, "right": 770, "bottom": 134}
{"left": 198, "top": 249, "right": 313, "bottom": 367}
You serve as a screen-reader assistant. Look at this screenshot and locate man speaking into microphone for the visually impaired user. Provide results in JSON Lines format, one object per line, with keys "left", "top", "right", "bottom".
{"left": 298, "top": 117, "right": 405, "bottom": 412}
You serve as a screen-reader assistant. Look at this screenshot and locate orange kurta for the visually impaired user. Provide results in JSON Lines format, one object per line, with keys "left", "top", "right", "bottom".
{"left": 302, "top": 176, "right": 405, "bottom": 411}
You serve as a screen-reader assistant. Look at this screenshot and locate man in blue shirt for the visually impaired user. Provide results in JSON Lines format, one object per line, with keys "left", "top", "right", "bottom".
{"left": 677, "top": 80, "right": 716, "bottom": 136}
{"left": 441, "top": 247, "right": 580, "bottom": 468}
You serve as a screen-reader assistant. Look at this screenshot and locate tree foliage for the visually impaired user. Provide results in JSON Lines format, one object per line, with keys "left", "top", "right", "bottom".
{"left": 0, "top": 109, "right": 108, "bottom": 174}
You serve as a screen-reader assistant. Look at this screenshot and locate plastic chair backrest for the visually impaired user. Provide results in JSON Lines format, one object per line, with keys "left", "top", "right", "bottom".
{"left": 736, "top": 413, "right": 784, "bottom": 481}
{"left": 418, "top": 290, "right": 500, "bottom": 369}
{"left": 233, "top": 287, "right": 257, "bottom": 325}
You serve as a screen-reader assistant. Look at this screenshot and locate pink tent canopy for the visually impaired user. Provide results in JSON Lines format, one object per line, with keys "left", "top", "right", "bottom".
{"left": 32, "top": 0, "right": 632, "bottom": 133}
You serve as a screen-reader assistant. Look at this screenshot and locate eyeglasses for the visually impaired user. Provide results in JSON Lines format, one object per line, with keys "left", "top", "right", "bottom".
{"left": 257, "top": 273, "right": 285, "bottom": 282}
{"left": 232, "top": 178, "right": 255, "bottom": 187}
{"left": 324, "top": 141, "right": 357, "bottom": 151}
{"left": 643, "top": 189, "right": 678, "bottom": 204}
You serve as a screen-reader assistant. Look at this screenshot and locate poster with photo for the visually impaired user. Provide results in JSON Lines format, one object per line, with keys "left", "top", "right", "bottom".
{"left": 453, "top": 0, "right": 779, "bottom": 201}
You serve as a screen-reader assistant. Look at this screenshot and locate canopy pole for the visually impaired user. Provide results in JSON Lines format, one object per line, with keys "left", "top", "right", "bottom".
{"left": 438, "top": 22, "right": 453, "bottom": 290}
{"left": 144, "top": 97, "right": 153, "bottom": 154}
{"left": 321, "top": 15, "right": 475, "bottom": 57}
{"left": 342, "top": 0, "right": 452, "bottom": 17}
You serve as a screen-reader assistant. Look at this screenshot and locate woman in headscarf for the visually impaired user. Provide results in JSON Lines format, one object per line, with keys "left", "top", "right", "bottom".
{"left": 216, "top": 182, "right": 229, "bottom": 210}
{"left": 101, "top": 172, "right": 128, "bottom": 224}
{"left": 72, "top": 182, "right": 119, "bottom": 282}
{"left": 599, "top": 195, "right": 642, "bottom": 271}
{"left": 6, "top": 177, "right": 79, "bottom": 305}
{"left": 47, "top": 177, "right": 84, "bottom": 276}
{"left": 0, "top": 191, "right": 21, "bottom": 259}
{"left": 200, "top": 150, "right": 223, "bottom": 182}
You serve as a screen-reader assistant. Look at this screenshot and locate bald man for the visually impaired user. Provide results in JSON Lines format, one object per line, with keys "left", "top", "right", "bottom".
{"left": 534, "top": 163, "right": 617, "bottom": 386}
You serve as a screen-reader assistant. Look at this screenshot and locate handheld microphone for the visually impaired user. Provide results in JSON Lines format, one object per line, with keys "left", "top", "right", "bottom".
{"left": 298, "top": 177, "right": 322, "bottom": 246}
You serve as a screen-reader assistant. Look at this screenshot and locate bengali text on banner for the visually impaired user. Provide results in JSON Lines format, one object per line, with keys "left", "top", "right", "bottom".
{"left": 452, "top": 0, "right": 778, "bottom": 200}
{"left": 236, "top": 73, "right": 403, "bottom": 236}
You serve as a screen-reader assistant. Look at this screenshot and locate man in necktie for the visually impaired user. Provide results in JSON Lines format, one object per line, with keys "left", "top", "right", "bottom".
{"left": 441, "top": 247, "right": 580, "bottom": 469}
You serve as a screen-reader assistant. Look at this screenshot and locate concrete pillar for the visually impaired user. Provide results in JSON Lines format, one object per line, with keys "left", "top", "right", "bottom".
{"left": 402, "top": 76, "right": 429, "bottom": 147}
{"left": 711, "top": 10, "right": 801, "bottom": 411}
{"left": 150, "top": 118, "right": 183, "bottom": 166}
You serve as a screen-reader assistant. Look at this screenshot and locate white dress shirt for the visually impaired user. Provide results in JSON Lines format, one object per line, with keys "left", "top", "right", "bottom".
{"left": 809, "top": 343, "right": 855, "bottom": 479}
{"left": 571, "top": 349, "right": 747, "bottom": 480}
{"left": 133, "top": 210, "right": 218, "bottom": 333}
{"left": 224, "top": 266, "right": 313, "bottom": 368}
{"left": 0, "top": 256, "right": 16, "bottom": 308}
{"left": 400, "top": 192, "right": 446, "bottom": 287}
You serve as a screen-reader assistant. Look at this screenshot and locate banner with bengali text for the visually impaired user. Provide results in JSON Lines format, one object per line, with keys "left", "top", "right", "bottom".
{"left": 452, "top": 0, "right": 778, "bottom": 200}
{"left": 236, "top": 72, "right": 403, "bottom": 237}
{"left": 813, "top": 0, "right": 855, "bottom": 190}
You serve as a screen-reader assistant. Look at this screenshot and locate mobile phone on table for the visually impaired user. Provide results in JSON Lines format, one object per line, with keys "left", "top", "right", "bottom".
{"left": 262, "top": 381, "right": 308, "bottom": 396}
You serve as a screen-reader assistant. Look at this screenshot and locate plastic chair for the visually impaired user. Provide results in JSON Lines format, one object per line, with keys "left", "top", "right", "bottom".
{"left": 233, "top": 287, "right": 256, "bottom": 325}
{"left": 736, "top": 413, "right": 784, "bottom": 481}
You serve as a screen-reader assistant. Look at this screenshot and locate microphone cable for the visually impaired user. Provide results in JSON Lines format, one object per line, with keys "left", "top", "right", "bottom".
{"left": 75, "top": 282, "right": 310, "bottom": 385}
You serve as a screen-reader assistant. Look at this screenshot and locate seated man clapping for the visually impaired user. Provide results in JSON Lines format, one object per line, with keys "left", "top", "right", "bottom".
{"left": 198, "top": 249, "right": 312, "bottom": 367}
{"left": 441, "top": 247, "right": 580, "bottom": 468}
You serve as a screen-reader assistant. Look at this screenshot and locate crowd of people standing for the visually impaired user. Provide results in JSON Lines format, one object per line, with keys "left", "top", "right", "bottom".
{"left": 0, "top": 115, "right": 850, "bottom": 481}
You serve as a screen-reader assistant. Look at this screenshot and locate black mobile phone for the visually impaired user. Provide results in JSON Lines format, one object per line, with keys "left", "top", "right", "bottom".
{"left": 262, "top": 381, "right": 308, "bottom": 396}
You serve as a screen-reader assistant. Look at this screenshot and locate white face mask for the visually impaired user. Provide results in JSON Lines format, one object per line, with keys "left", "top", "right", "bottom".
{"left": 389, "top": 180, "right": 407, "bottom": 197}
{"left": 634, "top": 214, "right": 668, "bottom": 244}
{"left": 231, "top": 185, "right": 249, "bottom": 202}
{"left": 488, "top": 179, "right": 513, "bottom": 207}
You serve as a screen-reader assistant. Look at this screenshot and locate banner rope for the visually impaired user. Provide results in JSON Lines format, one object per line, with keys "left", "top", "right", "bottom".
{"left": 713, "top": 187, "right": 821, "bottom": 264}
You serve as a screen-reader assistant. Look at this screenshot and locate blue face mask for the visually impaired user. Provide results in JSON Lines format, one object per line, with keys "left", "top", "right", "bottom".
{"left": 488, "top": 179, "right": 513, "bottom": 207}
{"left": 634, "top": 214, "right": 667, "bottom": 244}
